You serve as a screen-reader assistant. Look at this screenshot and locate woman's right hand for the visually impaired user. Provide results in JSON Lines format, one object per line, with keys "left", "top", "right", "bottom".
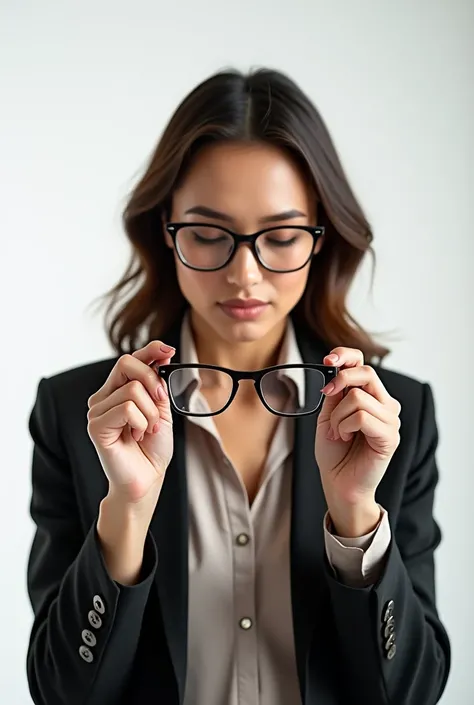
{"left": 87, "top": 341, "right": 176, "bottom": 506}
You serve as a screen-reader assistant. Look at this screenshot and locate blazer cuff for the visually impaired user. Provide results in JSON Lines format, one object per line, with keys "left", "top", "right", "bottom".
{"left": 323, "top": 505, "right": 391, "bottom": 587}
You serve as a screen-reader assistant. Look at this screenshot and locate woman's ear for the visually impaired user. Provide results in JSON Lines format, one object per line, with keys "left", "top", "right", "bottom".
{"left": 313, "top": 233, "right": 325, "bottom": 255}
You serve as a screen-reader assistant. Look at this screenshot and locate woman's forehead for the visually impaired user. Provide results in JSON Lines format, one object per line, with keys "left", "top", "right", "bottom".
{"left": 172, "top": 142, "right": 315, "bottom": 223}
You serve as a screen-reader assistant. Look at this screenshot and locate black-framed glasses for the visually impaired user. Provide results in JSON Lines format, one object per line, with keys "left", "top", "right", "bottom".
{"left": 158, "top": 363, "right": 337, "bottom": 417}
{"left": 165, "top": 222, "right": 325, "bottom": 273}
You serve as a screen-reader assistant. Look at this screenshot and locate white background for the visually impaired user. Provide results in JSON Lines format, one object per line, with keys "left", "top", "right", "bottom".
{"left": 1, "top": 0, "right": 472, "bottom": 702}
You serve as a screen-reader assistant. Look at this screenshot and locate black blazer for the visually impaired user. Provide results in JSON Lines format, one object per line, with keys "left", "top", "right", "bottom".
{"left": 26, "top": 320, "right": 451, "bottom": 705}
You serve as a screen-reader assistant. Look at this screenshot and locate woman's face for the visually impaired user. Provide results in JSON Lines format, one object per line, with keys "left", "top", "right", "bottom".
{"left": 166, "top": 141, "right": 322, "bottom": 345}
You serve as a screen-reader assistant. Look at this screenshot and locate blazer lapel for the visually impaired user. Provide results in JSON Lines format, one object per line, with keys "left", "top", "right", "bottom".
{"left": 291, "top": 326, "right": 331, "bottom": 701}
{"left": 148, "top": 320, "right": 189, "bottom": 704}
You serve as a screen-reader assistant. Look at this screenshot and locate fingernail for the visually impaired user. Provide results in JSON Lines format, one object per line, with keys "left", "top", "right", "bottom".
{"left": 321, "top": 382, "right": 335, "bottom": 395}
{"left": 160, "top": 344, "right": 175, "bottom": 353}
{"left": 326, "top": 354, "right": 339, "bottom": 363}
{"left": 326, "top": 427, "right": 335, "bottom": 440}
{"left": 157, "top": 385, "right": 167, "bottom": 401}
{"left": 153, "top": 422, "right": 159, "bottom": 434}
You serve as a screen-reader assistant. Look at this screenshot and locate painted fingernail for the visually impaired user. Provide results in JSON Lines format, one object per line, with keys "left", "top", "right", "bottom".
{"left": 160, "top": 344, "right": 175, "bottom": 353}
{"left": 322, "top": 382, "right": 335, "bottom": 395}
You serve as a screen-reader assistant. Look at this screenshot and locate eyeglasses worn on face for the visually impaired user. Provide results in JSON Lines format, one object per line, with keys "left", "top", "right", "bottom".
{"left": 165, "top": 222, "right": 325, "bottom": 273}
{"left": 158, "top": 363, "right": 337, "bottom": 417}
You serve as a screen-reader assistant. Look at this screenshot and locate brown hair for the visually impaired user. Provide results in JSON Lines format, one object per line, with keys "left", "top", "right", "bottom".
{"left": 97, "top": 67, "right": 390, "bottom": 361}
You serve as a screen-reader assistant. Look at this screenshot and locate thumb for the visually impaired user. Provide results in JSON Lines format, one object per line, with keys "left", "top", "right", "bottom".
{"left": 152, "top": 358, "right": 174, "bottom": 426}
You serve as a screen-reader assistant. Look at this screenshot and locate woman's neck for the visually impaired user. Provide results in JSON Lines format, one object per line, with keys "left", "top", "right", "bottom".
{"left": 189, "top": 310, "right": 288, "bottom": 371}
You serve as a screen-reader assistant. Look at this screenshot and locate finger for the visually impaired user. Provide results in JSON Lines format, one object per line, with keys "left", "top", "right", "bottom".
{"left": 132, "top": 340, "right": 176, "bottom": 365}
{"left": 329, "top": 388, "right": 398, "bottom": 440}
{"left": 321, "top": 365, "right": 391, "bottom": 405}
{"left": 87, "top": 380, "right": 161, "bottom": 434}
{"left": 324, "top": 347, "right": 364, "bottom": 369}
{"left": 338, "top": 410, "right": 400, "bottom": 449}
{"left": 134, "top": 344, "right": 175, "bottom": 404}
{"left": 88, "top": 400, "right": 150, "bottom": 445}
{"left": 89, "top": 344, "right": 175, "bottom": 406}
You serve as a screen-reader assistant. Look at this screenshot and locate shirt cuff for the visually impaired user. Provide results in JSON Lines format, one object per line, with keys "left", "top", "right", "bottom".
{"left": 323, "top": 505, "right": 391, "bottom": 587}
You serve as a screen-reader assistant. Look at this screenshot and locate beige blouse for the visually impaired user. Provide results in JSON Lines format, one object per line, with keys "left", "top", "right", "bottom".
{"left": 179, "top": 315, "right": 391, "bottom": 705}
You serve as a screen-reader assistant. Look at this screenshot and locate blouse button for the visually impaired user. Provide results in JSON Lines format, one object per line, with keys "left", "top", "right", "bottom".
{"left": 236, "top": 533, "right": 250, "bottom": 546}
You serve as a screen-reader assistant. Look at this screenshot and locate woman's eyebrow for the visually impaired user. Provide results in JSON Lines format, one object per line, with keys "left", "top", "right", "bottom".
{"left": 184, "top": 205, "right": 307, "bottom": 223}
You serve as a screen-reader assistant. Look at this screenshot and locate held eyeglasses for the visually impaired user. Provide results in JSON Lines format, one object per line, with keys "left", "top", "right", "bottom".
{"left": 158, "top": 363, "right": 338, "bottom": 417}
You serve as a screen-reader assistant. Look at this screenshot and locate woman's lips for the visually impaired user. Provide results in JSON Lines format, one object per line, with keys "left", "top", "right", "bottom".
{"left": 218, "top": 300, "right": 269, "bottom": 321}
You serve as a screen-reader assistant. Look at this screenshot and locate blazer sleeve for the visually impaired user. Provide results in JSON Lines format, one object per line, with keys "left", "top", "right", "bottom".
{"left": 26, "top": 377, "right": 159, "bottom": 705}
{"left": 323, "top": 382, "right": 451, "bottom": 705}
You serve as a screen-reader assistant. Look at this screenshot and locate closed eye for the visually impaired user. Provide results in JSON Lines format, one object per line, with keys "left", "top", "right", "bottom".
{"left": 192, "top": 231, "right": 229, "bottom": 245}
{"left": 265, "top": 237, "right": 298, "bottom": 247}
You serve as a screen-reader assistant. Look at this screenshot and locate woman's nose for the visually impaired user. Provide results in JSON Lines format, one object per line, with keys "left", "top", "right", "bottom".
{"left": 225, "top": 244, "right": 263, "bottom": 287}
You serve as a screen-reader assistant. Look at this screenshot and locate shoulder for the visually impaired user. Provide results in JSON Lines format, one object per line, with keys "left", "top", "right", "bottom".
{"left": 370, "top": 363, "right": 437, "bottom": 434}
{"left": 37, "top": 356, "right": 119, "bottom": 413}
{"left": 299, "top": 326, "right": 432, "bottom": 411}
{"left": 29, "top": 356, "right": 120, "bottom": 448}
{"left": 296, "top": 325, "right": 431, "bottom": 410}
{"left": 371, "top": 363, "right": 428, "bottom": 401}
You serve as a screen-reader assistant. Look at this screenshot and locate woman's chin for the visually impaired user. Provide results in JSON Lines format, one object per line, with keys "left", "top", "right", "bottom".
{"left": 219, "top": 319, "right": 267, "bottom": 343}
{"left": 213, "top": 312, "right": 282, "bottom": 345}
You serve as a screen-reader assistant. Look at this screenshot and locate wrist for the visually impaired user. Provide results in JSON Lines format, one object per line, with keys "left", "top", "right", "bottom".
{"left": 106, "top": 482, "right": 160, "bottom": 519}
{"left": 327, "top": 498, "right": 381, "bottom": 538}
{"left": 97, "top": 493, "right": 154, "bottom": 585}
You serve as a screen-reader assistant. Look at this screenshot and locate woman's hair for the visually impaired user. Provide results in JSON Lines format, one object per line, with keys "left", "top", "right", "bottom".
{"left": 98, "top": 67, "right": 389, "bottom": 361}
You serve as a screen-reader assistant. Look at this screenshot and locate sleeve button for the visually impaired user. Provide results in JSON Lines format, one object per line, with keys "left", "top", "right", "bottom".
{"left": 383, "top": 600, "right": 395, "bottom": 622}
{"left": 88, "top": 610, "right": 102, "bottom": 629}
{"left": 92, "top": 595, "right": 105, "bottom": 615}
{"left": 82, "top": 629, "right": 97, "bottom": 647}
{"left": 384, "top": 622, "right": 395, "bottom": 638}
{"left": 79, "top": 645, "right": 94, "bottom": 663}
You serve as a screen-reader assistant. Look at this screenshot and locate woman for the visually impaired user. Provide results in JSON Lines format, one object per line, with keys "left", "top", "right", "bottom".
{"left": 26, "top": 68, "right": 450, "bottom": 705}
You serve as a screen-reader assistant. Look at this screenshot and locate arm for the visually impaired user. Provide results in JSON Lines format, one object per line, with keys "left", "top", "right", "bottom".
{"left": 323, "top": 383, "right": 451, "bottom": 704}
{"left": 26, "top": 378, "right": 158, "bottom": 705}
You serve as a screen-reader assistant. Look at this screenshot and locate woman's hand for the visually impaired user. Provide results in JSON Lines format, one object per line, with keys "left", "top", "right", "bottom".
{"left": 315, "top": 347, "right": 401, "bottom": 537}
{"left": 87, "top": 341, "right": 176, "bottom": 508}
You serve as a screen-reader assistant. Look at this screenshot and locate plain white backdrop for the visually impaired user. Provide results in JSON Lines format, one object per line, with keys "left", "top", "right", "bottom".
{"left": 1, "top": 0, "right": 472, "bottom": 702}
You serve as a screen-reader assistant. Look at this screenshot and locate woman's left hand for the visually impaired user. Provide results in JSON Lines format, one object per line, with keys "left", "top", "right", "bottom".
{"left": 315, "top": 347, "right": 401, "bottom": 536}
